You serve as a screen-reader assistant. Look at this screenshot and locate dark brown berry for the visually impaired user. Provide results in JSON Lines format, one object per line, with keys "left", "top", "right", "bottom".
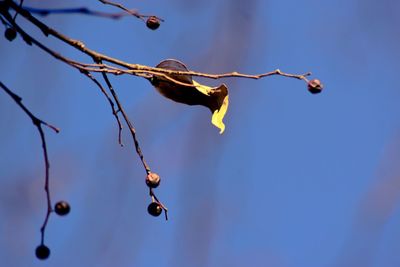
{"left": 307, "top": 79, "right": 323, "bottom": 94}
{"left": 146, "top": 172, "right": 160, "bottom": 188}
{"left": 54, "top": 201, "right": 70, "bottom": 216}
{"left": 146, "top": 16, "right": 160, "bottom": 30}
{"left": 35, "top": 244, "right": 50, "bottom": 260}
{"left": 147, "top": 202, "right": 162, "bottom": 217}
{"left": 4, "top": 28, "right": 17, "bottom": 42}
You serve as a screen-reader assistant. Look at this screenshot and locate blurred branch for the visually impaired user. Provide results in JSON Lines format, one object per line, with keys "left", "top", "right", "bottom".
{"left": 0, "top": 81, "right": 59, "bottom": 245}
{"left": 24, "top": 6, "right": 136, "bottom": 20}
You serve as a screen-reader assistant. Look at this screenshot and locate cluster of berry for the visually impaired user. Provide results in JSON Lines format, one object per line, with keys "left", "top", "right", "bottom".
{"left": 145, "top": 173, "right": 164, "bottom": 217}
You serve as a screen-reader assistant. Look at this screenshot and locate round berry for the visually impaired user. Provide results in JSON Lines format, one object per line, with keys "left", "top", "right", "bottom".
{"left": 35, "top": 244, "right": 50, "bottom": 260}
{"left": 4, "top": 28, "right": 17, "bottom": 42}
{"left": 147, "top": 202, "right": 162, "bottom": 217}
{"left": 146, "top": 172, "right": 160, "bottom": 188}
{"left": 146, "top": 16, "right": 160, "bottom": 30}
{"left": 54, "top": 201, "right": 70, "bottom": 216}
{"left": 307, "top": 79, "right": 323, "bottom": 94}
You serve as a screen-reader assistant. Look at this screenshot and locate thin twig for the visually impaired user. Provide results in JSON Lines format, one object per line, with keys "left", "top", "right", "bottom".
{"left": 0, "top": 82, "right": 60, "bottom": 133}
{"left": 0, "top": 15, "right": 8, "bottom": 26}
{"left": 98, "top": 0, "right": 164, "bottom": 21}
{"left": 12, "top": 0, "right": 23, "bottom": 21}
{"left": 150, "top": 188, "right": 168, "bottom": 220}
{"left": 81, "top": 70, "right": 124, "bottom": 146}
{"left": 75, "top": 63, "right": 312, "bottom": 85}
{"left": 97, "top": 61, "right": 151, "bottom": 173}
{"left": 0, "top": 81, "right": 59, "bottom": 244}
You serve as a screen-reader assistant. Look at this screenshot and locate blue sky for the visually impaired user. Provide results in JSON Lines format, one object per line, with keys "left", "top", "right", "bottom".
{"left": 1, "top": 0, "right": 400, "bottom": 267}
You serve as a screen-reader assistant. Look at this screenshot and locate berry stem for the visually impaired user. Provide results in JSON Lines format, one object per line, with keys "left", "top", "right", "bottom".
{"left": 149, "top": 188, "right": 168, "bottom": 220}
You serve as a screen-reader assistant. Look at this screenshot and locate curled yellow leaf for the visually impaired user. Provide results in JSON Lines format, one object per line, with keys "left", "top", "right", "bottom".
{"left": 192, "top": 80, "right": 229, "bottom": 134}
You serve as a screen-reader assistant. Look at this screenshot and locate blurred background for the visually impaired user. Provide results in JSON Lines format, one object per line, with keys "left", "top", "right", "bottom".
{"left": 1, "top": 0, "right": 400, "bottom": 266}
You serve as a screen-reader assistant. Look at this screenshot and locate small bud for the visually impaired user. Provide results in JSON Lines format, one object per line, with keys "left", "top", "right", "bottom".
{"left": 307, "top": 79, "right": 323, "bottom": 94}
{"left": 54, "top": 201, "right": 70, "bottom": 216}
{"left": 147, "top": 202, "right": 163, "bottom": 217}
{"left": 146, "top": 16, "right": 160, "bottom": 30}
{"left": 4, "top": 27, "right": 17, "bottom": 42}
{"left": 35, "top": 244, "right": 50, "bottom": 260}
{"left": 146, "top": 172, "right": 160, "bottom": 188}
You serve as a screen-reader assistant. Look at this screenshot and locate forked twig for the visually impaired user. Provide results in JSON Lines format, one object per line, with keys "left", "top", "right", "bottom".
{"left": 81, "top": 70, "right": 124, "bottom": 146}
{"left": 96, "top": 63, "right": 169, "bottom": 218}
{"left": 98, "top": 63, "right": 151, "bottom": 173}
{"left": 0, "top": 81, "right": 59, "bottom": 244}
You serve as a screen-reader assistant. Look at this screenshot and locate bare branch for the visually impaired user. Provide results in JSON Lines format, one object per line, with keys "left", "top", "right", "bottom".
{"left": 2, "top": 1, "right": 312, "bottom": 86}
{"left": 0, "top": 81, "right": 59, "bottom": 134}
{"left": 1, "top": 0, "right": 322, "bottom": 229}
{"left": 96, "top": 64, "right": 169, "bottom": 220}
{"left": 1, "top": 10, "right": 127, "bottom": 146}
{"left": 2, "top": 5, "right": 157, "bottom": 202}
{"left": 77, "top": 63, "right": 312, "bottom": 84}
{"left": 0, "top": 81, "right": 59, "bottom": 245}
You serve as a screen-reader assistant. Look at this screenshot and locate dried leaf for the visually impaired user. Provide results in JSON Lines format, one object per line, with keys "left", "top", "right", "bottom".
{"left": 150, "top": 59, "right": 229, "bottom": 133}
